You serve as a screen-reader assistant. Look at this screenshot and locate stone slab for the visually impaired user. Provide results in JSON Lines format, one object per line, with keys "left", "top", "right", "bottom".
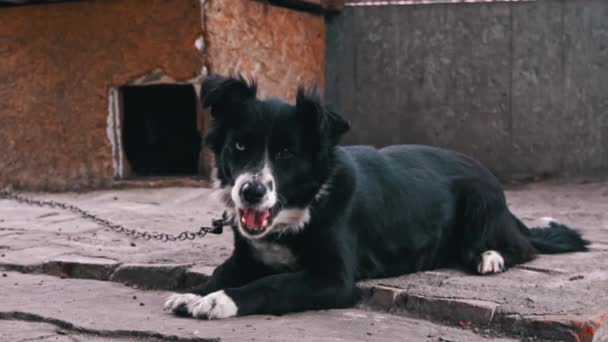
{"left": 109, "top": 263, "right": 191, "bottom": 290}
{"left": 358, "top": 180, "right": 608, "bottom": 340}
{"left": 1, "top": 181, "right": 607, "bottom": 340}
{"left": 0, "top": 272, "right": 515, "bottom": 342}
{"left": 0, "top": 320, "right": 166, "bottom": 342}
{"left": 0, "top": 187, "right": 233, "bottom": 267}
{"left": 43, "top": 255, "right": 121, "bottom": 280}
{"left": 361, "top": 239, "right": 608, "bottom": 340}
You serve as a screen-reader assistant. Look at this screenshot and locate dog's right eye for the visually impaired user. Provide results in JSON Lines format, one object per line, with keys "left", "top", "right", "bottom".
{"left": 275, "top": 148, "right": 294, "bottom": 160}
{"left": 235, "top": 141, "right": 246, "bottom": 151}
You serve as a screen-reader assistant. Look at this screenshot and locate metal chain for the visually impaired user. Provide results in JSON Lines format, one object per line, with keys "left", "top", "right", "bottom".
{"left": 0, "top": 188, "right": 227, "bottom": 242}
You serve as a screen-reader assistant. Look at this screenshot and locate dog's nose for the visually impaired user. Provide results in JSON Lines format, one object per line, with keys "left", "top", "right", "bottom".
{"left": 240, "top": 181, "right": 267, "bottom": 204}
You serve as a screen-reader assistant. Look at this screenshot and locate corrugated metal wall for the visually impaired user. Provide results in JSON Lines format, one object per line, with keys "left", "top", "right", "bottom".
{"left": 326, "top": 0, "right": 608, "bottom": 180}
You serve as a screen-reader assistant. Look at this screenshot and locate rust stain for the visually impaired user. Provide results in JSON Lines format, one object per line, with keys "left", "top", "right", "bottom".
{"left": 595, "top": 312, "right": 607, "bottom": 325}
{"left": 572, "top": 313, "right": 608, "bottom": 342}
{"left": 575, "top": 324, "right": 596, "bottom": 342}
{"left": 457, "top": 320, "right": 472, "bottom": 328}
{"left": 205, "top": 0, "right": 326, "bottom": 101}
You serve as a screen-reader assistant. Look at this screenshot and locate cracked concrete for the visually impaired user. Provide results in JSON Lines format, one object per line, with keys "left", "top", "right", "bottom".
{"left": 1, "top": 180, "right": 607, "bottom": 341}
{"left": 0, "top": 320, "right": 167, "bottom": 342}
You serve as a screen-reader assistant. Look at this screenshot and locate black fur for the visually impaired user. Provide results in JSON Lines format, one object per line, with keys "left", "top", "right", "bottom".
{"left": 177, "top": 74, "right": 589, "bottom": 318}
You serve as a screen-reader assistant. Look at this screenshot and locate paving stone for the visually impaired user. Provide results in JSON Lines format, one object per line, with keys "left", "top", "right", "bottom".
{"left": 0, "top": 320, "right": 166, "bottom": 342}
{"left": 361, "top": 255, "right": 608, "bottom": 341}
{"left": 0, "top": 244, "right": 70, "bottom": 267}
{"left": 497, "top": 312, "right": 608, "bottom": 342}
{"left": 362, "top": 284, "right": 500, "bottom": 325}
{"left": 355, "top": 181, "right": 608, "bottom": 341}
{"left": 109, "top": 263, "right": 191, "bottom": 290}
{"left": 0, "top": 181, "right": 607, "bottom": 341}
{"left": 43, "top": 255, "right": 120, "bottom": 280}
{"left": 0, "top": 272, "right": 515, "bottom": 342}
{"left": 0, "top": 187, "right": 233, "bottom": 267}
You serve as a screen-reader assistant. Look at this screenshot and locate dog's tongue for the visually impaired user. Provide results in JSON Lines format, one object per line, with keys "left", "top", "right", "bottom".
{"left": 243, "top": 209, "right": 270, "bottom": 230}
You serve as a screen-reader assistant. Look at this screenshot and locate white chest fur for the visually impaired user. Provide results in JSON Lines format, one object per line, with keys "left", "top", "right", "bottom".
{"left": 249, "top": 240, "right": 298, "bottom": 269}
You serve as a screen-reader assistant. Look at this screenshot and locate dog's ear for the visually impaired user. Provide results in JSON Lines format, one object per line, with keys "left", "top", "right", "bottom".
{"left": 200, "top": 74, "right": 257, "bottom": 118}
{"left": 201, "top": 75, "right": 256, "bottom": 156}
{"left": 296, "top": 86, "right": 350, "bottom": 147}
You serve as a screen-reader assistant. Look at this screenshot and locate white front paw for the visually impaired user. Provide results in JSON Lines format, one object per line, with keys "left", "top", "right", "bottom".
{"left": 164, "top": 293, "right": 199, "bottom": 313}
{"left": 188, "top": 290, "right": 238, "bottom": 319}
{"left": 477, "top": 250, "right": 505, "bottom": 274}
{"left": 164, "top": 291, "right": 238, "bottom": 320}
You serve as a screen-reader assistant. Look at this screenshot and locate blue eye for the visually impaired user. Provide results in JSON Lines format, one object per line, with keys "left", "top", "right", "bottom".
{"left": 235, "top": 141, "right": 246, "bottom": 151}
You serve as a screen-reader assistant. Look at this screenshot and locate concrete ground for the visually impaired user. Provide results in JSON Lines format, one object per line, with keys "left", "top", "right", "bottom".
{"left": 1, "top": 180, "right": 607, "bottom": 341}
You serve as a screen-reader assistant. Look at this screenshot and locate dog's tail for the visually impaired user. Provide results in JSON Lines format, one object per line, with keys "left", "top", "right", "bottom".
{"left": 513, "top": 215, "right": 590, "bottom": 254}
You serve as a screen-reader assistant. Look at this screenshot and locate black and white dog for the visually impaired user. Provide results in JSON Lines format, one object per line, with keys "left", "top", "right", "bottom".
{"left": 165, "top": 75, "right": 589, "bottom": 319}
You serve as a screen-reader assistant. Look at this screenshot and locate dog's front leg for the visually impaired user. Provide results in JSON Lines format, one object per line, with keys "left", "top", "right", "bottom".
{"left": 164, "top": 254, "right": 270, "bottom": 317}
{"left": 186, "top": 255, "right": 253, "bottom": 296}
{"left": 168, "top": 271, "right": 359, "bottom": 319}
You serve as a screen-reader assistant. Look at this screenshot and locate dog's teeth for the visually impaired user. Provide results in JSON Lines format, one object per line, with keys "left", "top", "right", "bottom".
{"left": 262, "top": 219, "right": 268, "bottom": 227}
{"left": 241, "top": 216, "right": 246, "bottom": 224}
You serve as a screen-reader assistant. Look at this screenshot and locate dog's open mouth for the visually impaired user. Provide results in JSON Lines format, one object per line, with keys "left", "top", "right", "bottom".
{"left": 238, "top": 207, "right": 277, "bottom": 235}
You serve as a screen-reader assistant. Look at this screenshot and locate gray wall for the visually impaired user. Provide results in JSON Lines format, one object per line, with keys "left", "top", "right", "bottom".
{"left": 326, "top": 0, "right": 608, "bottom": 180}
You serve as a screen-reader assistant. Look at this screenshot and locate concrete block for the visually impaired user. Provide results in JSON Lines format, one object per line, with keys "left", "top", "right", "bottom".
{"left": 43, "top": 255, "right": 120, "bottom": 281}
{"left": 109, "top": 263, "right": 189, "bottom": 290}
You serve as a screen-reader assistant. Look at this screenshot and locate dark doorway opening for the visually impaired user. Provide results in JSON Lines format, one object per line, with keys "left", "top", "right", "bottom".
{"left": 121, "top": 84, "right": 201, "bottom": 177}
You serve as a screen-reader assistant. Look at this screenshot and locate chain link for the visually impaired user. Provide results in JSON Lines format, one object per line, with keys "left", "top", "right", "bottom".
{"left": 0, "top": 188, "right": 227, "bottom": 242}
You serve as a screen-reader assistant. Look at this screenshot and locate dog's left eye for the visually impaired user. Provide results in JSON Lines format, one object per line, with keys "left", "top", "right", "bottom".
{"left": 275, "top": 148, "right": 293, "bottom": 160}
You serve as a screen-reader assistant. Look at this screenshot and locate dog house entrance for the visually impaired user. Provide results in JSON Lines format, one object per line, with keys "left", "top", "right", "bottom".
{"left": 120, "top": 84, "right": 201, "bottom": 178}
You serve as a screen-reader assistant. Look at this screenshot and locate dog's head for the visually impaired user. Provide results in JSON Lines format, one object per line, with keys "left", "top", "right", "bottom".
{"left": 202, "top": 75, "right": 350, "bottom": 239}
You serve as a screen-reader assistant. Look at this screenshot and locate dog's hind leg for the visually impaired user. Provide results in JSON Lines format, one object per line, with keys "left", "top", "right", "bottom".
{"left": 460, "top": 213, "right": 538, "bottom": 275}
{"left": 452, "top": 179, "right": 537, "bottom": 275}
{"left": 476, "top": 250, "right": 505, "bottom": 274}
{"left": 473, "top": 244, "right": 534, "bottom": 275}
